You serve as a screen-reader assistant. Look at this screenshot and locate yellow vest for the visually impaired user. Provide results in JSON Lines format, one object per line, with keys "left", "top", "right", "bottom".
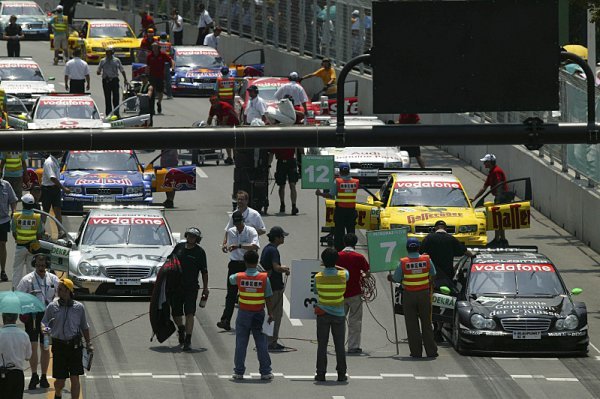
{"left": 53, "top": 15, "right": 68, "bottom": 33}
{"left": 315, "top": 270, "right": 346, "bottom": 307}
{"left": 3, "top": 152, "right": 23, "bottom": 172}
{"left": 14, "top": 212, "right": 41, "bottom": 244}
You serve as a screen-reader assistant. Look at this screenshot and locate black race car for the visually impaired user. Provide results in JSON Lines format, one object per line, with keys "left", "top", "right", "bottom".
{"left": 434, "top": 247, "right": 588, "bottom": 355}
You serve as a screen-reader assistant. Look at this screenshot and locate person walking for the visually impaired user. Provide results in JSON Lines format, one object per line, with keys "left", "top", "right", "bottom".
{"left": 168, "top": 227, "right": 208, "bottom": 351}
{"left": 207, "top": 96, "right": 240, "bottom": 164}
{"left": 470, "top": 153, "right": 510, "bottom": 247}
{"left": 398, "top": 113, "right": 426, "bottom": 168}
{"left": 301, "top": 58, "right": 337, "bottom": 99}
{"left": 217, "top": 210, "right": 260, "bottom": 331}
{"left": 160, "top": 149, "right": 178, "bottom": 208}
{"left": 0, "top": 151, "right": 27, "bottom": 200}
{"left": 146, "top": 42, "right": 174, "bottom": 115}
{"left": 223, "top": 190, "right": 266, "bottom": 237}
{"left": 274, "top": 72, "right": 308, "bottom": 123}
{"left": 41, "top": 151, "right": 70, "bottom": 224}
{"left": 338, "top": 233, "right": 370, "bottom": 354}
{"left": 315, "top": 162, "right": 359, "bottom": 251}
{"left": 137, "top": 73, "right": 154, "bottom": 125}
{"left": 270, "top": 148, "right": 299, "bottom": 215}
{"left": 16, "top": 254, "right": 59, "bottom": 390}
{"left": 260, "top": 226, "right": 290, "bottom": 351}
{"left": 230, "top": 250, "right": 274, "bottom": 380}
{"left": 138, "top": 10, "right": 155, "bottom": 37}
{"left": 50, "top": 5, "right": 69, "bottom": 65}
{"left": 170, "top": 9, "right": 183, "bottom": 45}
{"left": 157, "top": 32, "right": 174, "bottom": 100}
{"left": 244, "top": 85, "right": 268, "bottom": 125}
{"left": 196, "top": 3, "right": 213, "bottom": 45}
{"left": 11, "top": 194, "right": 43, "bottom": 290}
{"left": 97, "top": 47, "right": 128, "bottom": 117}
{"left": 3, "top": 15, "right": 23, "bottom": 57}
{"left": 0, "top": 313, "right": 31, "bottom": 399}
{"left": 64, "top": 48, "right": 90, "bottom": 94}
{"left": 314, "top": 247, "right": 348, "bottom": 382}
{"left": 41, "top": 278, "right": 92, "bottom": 399}
{"left": 388, "top": 238, "right": 438, "bottom": 358}
{"left": 0, "top": 176, "right": 17, "bottom": 282}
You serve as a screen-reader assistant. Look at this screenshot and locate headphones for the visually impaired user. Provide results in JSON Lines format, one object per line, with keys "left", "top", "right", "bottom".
{"left": 31, "top": 254, "right": 51, "bottom": 269}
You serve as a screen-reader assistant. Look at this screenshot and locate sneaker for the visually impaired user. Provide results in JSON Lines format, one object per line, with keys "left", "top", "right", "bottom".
{"left": 177, "top": 327, "right": 185, "bottom": 345}
{"left": 39, "top": 375, "right": 50, "bottom": 388}
{"left": 224, "top": 157, "right": 234, "bottom": 165}
{"left": 426, "top": 353, "right": 439, "bottom": 358}
{"left": 337, "top": 373, "right": 348, "bottom": 382}
{"left": 268, "top": 343, "right": 285, "bottom": 351}
{"left": 314, "top": 374, "right": 326, "bottom": 382}
{"left": 291, "top": 206, "right": 299, "bottom": 215}
{"left": 261, "top": 373, "right": 274, "bottom": 380}
{"left": 28, "top": 373, "right": 39, "bottom": 390}
{"left": 182, "top": 335, "right": 192, "bottom": 352}
{"left": 216, "top": 320, "right": 231, "bottom": 331}
{"left": 157, "top": 102, "right": 162, "bottom": 114}
{"left": 0, "top": 270, "right": 7, "bottom": 282}
{"left": 347, "top": 347, "right": 362, "bottom": 354}
{"left": 279, "top": 204, "right": 285, "bottom": 213}
{"left": 162, "top": 200, "right": 174, "bottom": 209}
{"left": 232, "top": 374, "right": 244, "bottom": 380}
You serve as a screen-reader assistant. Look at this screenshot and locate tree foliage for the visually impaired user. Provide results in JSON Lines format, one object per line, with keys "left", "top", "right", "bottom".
{"left": 572, "top": 0, "right": 600, "bottom": 22}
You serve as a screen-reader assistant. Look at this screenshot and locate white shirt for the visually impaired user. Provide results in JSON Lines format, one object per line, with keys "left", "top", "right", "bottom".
{"left": 41, "top": 155, "right": 60, "bottom": 187}
{"left": 203, "top": 33, "right": 219, "bottom": 49}
{"left": 226, "top": 225, "right": 259, "bottom": 261}
{"left": 0, "top": 325, "right": 31, "bottom": 371}
{"left": 197, "top": 10, "right": 213, "bottom": 28}
{"left": 65, "top": 57, "right": 90, "bottom": 80}
{"left": 274, "top": 82, "right": 308, "bottom": 106}
{"left": 245, "top": 95, "right": 268, "bottom": 123}
{"left": 171, "top": 14, "right": 183, "bottom": 32}
{"left": 225, "top": 207, "right": 266, "bottom": 233}
{"left": 16, "top": 271, "right": 60, "bottom": 306}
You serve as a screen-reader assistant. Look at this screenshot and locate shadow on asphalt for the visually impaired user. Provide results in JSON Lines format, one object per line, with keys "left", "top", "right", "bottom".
{"left": 149, "top": 345, "right": 207, "bottom": 353}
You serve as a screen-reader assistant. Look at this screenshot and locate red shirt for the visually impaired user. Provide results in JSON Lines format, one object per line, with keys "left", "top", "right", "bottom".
{"left": 146, "top": 52, "right": 172, "bottom": 78}
{"left": 484, "top": 165, "right": 508, "bottom": 195}
{"left": 271, "top": 149, "right": 295, "bottom": 160}
{"left": 338, "top": 248, "right": 370, "bottom": 298}
{"left": 209, "top": 102, "right": 240, "bottom": 126}
{"left": 141, "top": 14, "right": 155, "bottom": 31}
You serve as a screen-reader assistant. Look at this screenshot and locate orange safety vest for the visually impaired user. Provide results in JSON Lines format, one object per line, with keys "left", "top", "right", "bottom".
{"left": 236, "top": 272, "right": 268, "bottom": 312}
{"left": 217, "top": 77, "right": 235, "bottom": 101}
{"left": 400, "top": 255, "right": 431, "bottom": 292}
{"left": 335, "top": 177, "right": 358, "bottom": 208}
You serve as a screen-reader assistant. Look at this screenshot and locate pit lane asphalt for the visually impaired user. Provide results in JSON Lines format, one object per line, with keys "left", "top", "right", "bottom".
{"left": 1, "top": 40, "right": 600, "bottom": 399}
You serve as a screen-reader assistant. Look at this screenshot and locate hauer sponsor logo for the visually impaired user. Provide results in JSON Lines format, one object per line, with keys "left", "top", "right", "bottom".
{"left": 489, "top": 203, "right": 531, "bottom": 230}
{"left": 74, "top": 175, "right": 132, "bottom": 186}
{"left": 471, "top": 263, "right": 555, "bottom": 273}
{"left": 89, "top": 217, "right": 165, "bottom": 225}
{"left": 407, "top": 212, "right": 463, "bottom": 224}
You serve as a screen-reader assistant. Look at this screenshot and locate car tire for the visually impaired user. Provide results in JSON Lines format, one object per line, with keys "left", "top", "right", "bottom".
{"left": 452, "top": 312, "right": 466, "bottom": 355}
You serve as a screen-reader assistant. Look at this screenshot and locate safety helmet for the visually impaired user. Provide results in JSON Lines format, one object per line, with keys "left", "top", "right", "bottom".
{"left": 288, "top": 71, "right": 299, "bottom": 81}
{"left": 338, "top": 162, "right": 350, "bottom": 173}
{"left": 221, "top": 66, "right": 230, "bottom": 76}
{"left": 406, "top": 237, "right": 420, "bottom": 251}
{"left": 184, "top": 227, "right": 202, "bottom": 241}
{"left": 105, "top": 46, "right": 115, "bottom": 53}
{"left": 147, "top": 28, "right": 154, "bottom": 35}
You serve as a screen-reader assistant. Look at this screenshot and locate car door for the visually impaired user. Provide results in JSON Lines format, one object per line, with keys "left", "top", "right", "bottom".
{"left": 474, "top": 177, "right": 532, "bottom": 232}
{"left": 105, "top": 97, "right": 151, "bottom": 128}
{"left": 33, "top": 209, "right": 75, "bottom": 274}
{"left": 144, "top": 160, "right": 197, "bottom": 192}
{"left": 230, "top": 49, "right": 265, "bottom": 77}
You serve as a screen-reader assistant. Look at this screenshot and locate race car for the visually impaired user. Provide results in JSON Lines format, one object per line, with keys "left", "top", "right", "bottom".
{"left": 25, "top": 150, "right": 196, "bottom": 212}
{"left": 50, "top": 207, "right": 180, "bottom": 296}
{"left": 0, "top": 1, "right": 50, "bottom": 38}
{"left": 7, "top": 94, "right": 149, "bottom": 129}
{"left": 0, "top": 57, "right": 55, "bottom": 113}
{"left": 433, "top": 247, "right": 588, "bottom": 355}
{"left": 323, "top": 170, "right": 532, "bottom": 247}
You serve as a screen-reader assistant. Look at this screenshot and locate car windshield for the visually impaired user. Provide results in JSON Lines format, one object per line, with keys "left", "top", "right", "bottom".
{"left": 0, "top": 66, "right": 45, "bottom": 81}
{"left": 89, "top": 25, "right": 134, "bottom": 38}
{"left": 389, "top": 181, "right": 469, "bottom": 207}
{"left": 82, "top": 217, "right": 171, "bottom": 246}
{"left": 468, "top": 263, "right": 565, "bottom": 296}
{"left": 175, "top": 53, "right": 223, "bottom": 68}
{"left": 2, "top": 5, "right": 43, "bottom": 15}
{"left": 65, "top": 151, "right": 139, "bottom": 171}
{"left": 35, "top": 100, "right": 100, "bottom": 120}
{"left": 255, "top": 85, "right": 280, "bottom": 102}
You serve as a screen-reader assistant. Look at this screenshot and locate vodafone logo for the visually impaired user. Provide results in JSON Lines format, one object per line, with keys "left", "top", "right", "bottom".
{"left": 395, "top": 181, "right": 462, "bottom": 189}
{"left": 89, "top": 217, "right": 164, "bottom": 225}
{"left": 471, "top": 263, "right": 555, "bottom": 273}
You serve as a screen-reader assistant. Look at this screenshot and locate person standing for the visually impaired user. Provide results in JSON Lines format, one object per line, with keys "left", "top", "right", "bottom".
{"left": 3, "top": 15, "right": 23, "bottom": 57}
{"left": 350, "top": 10, "right": 364, "bottom": 58}
{"left": 50, "top": 5, "right": 69, "bottom": 65}
{"left": 0, "top": 313, "right": 31, "bottom": 399}
{"left": 146, "top": 42, "right": 174, "bottom": 115}
{"left": 274, "top": 72, "right": 309, "bottom": 123}
{"left": 338, "top": 233, "right": 370, "bottom": 354}
{"left": 470, "top": 153, "right": 510, "bottom": 247}
{"left": 0, "top": 151, "right": 27, "bottom": 200}
{"left": 207, "top": 96, "right": 240, "bottom": 165}
{"left": 388, "top": 238, "right": 438, "bottom": 358}
{"left": 260, "top": 226, "right": 290, "bottom": 351}
{"left": 138, "top": 10, "right": 155, "bottom": 36}
{"left": 137, "top": 73, "right": 154, "bottom": 125}
{"left": 314, "top": 247, "right": 348, "bottom": 382}
{"left": 270, "top": 148, "right": 299, "bottom": 215}
{"left": 157, "top": 32, "right": 174, "bottom": 100}
{"left": 315, "top": 162, "right": 359, "bottom": 251}
{"left": 170, "top": 9, "right": 183, "bottom": 45}
{"left": 64, "top": 48, "right": 90, "bottom": 94}
{"left": 160, "top": 149, "right": 178, "bottom": 209}
{"left": 97, "top": 47, "right": 128, "bottom": 117}
{"left": 216, "top": 66, "right": 235, "bottom": 105}
{"left": 230, "top": 250, "right": 274, "bottom": 380}
{"left": 168, "top": 227, "right": 208, "bottom": 351}
{"left": 11, "top": 194, "right": 43, "bottom": 290}
{"left": 217, "top": 210, "right": 259, "bottom": 331}
{"left": 41, "top": 152, "right": 70, "bottom": 224}
{"left": 244, "top": 85, "right": 268, "bottom": 125}
{"left": 203, "top": 26, "right": 222, "bottom": 50}
{"left": 0, "top": 176, "right": 17, "bottom": 282}
{"left": 301, "top": 58, "right": 337, "bottom": 99}
{"left": 196, "top": 3, "right": 213, "bottom": 45}
{"left": 398, "top": 113, "right": 426, "bottom": 168}
{"left": 41, "top": 278, "right": 92, "bottom": 399}
{"left": 16, "top": 254, "right": 59, "bottom": 390}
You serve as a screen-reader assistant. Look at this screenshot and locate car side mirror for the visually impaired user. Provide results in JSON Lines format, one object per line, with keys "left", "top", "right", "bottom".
{"left": 439, "top": 286, "right": 451, "bottom": 295}
{"left": 372, "top": 200, "right": 383, "bottom": 207}
{"left": 571, "top": 288, "right": 583, "bottom": 295}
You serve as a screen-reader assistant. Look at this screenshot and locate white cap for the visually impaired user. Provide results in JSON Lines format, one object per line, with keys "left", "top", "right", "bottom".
{"left": 56, "top": 5, "right": 63, "bottom": 10}
{"left": 21, "top": 194, "right": 35, "bottom": 204}
{"left": 352, "top": 9, "right": 359, "bottom": 15}
{"left": 480, "top": 153, "right": 496, "bottom": 162}
{"left": 288, "top": 71, "right": 299, "bottom": 81}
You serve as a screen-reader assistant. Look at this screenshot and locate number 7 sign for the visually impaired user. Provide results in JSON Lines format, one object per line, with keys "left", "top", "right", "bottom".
{"left": 301, "top": 155, "right": 334, "bottom": 189}
{"left": 366, "top": 228, "right": 409, "bottom": 273}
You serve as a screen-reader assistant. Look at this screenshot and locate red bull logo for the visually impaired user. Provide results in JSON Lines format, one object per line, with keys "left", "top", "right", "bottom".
{"left": 163, "top": 169, "right": 195, "bottom": 190}
{"left": 487, "top": 203, "right": 530, "bottom": 230}
{"left": 74, "top": 174, "right": 132, "bottom": 186}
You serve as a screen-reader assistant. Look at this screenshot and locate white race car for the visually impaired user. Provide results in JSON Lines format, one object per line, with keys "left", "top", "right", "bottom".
{"left": 0, "top": 57, "right": 55, "bottom": 112}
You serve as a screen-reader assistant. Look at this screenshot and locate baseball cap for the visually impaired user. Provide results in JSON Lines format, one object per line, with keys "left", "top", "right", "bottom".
{"left": 147, "top": 28, "right": 154, "bottom": 34}
{"left": 480, "top": 153, "right": 496, "bottom": 162}
{"left": 434, "top": 220, "right": 447, "bottom": 228}
{"left": 322, "top": 58, "right": 332, "bottom": 63}
{"left": 232, "top": 210, "right": 244, "bottom": 223}
{"left": 338, "top": 162, "right": 350, "bottom": 172}
{"left": 60, "top": 278, "right": 75, "bottom": 293}
{"left": 56, "top": 5, "right": 63, "bottom": 10}
{"left": 268, "top": 226, "right": 289, "bottom": 238}
{"left": 406, "top": 237, "right": 420, "bottom": 251}
{"left": 160, "top": 32, "right": 167, "bottom": 38}
{"left": 352, "top": 9, "right": 360, "bottom": 16}
{"left": 21, "top": 194, "right": 35, "bottom": 204}
{"left": 288, "top": 71, "right": 299, "bottom": 81}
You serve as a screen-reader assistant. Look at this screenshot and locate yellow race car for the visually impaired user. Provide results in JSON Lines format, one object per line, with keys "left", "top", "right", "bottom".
{"left": 323, "top": 169, "right": 532, "bottom": 247}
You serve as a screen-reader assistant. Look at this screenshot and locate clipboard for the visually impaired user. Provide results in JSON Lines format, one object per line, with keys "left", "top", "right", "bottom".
{"left": 82, "top": 348, "right": 93, "bottom": 371}
{"left": 261, "top": 317, "right": 274, "bottom": 337}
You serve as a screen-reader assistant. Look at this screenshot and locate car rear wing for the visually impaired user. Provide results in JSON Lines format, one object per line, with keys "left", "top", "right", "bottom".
{"left": 467, "top": 246, "right": 539, "bottom": 253}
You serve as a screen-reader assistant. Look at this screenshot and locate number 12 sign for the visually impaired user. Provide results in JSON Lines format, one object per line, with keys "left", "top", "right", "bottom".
{"left": 366, "top": 228, "right": 409, "bottom": 273}
{"left": 301, "top": 155, "right": 334, "bottom": 189}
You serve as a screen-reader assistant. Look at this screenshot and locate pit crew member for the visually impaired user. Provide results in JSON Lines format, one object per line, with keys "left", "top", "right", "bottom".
{"left": 301, "top": 58, "right": 337, "bottom": 99}
{"left": 274, "top": 72, "right": 308, "bottom": 124}
{"left": 146, "top": 42, "right": 174, "bottom": 115}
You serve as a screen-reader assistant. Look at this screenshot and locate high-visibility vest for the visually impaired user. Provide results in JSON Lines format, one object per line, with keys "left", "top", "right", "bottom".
{"left": 14, "top": 212, "right": 41, "bottom": 245}
{"left": 400, "top": 255, "right": 431, "bottom": 292}
{"left": 217, "top": 77, "right": 235, "bottom": 101}
{"left": 158, "top": 40, "right": 172, "bottom": 55}
{"left": 53, "top": 15, "right": 68, "bottom": 33}
{"left": 335, "top": 177, "right": 358, "bottom": 208}
{"left": 3, "top": 152, "right": 24, "bottom": 173}
{"left": 315, "top": 270, "right": 346, "bottom": 307}
{"left": 236, "top": 272, "right": 267, "bottom": 312}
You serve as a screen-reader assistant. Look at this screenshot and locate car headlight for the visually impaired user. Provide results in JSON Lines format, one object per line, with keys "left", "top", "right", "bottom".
{"left": 78, "top": 261, "right": 99, "bottom": 276}
{"left": 92, "top": 47, "right": 104, "bottom": 52}
{"left": 126, "top": 186, "right": 143, "bottom": 194}
{"left": 178, "top": 77, "right": 192, "bottom": 83}
{"left": 385, "top": 161, "right": 404, "bottom": 169}
{"left": 458, "top": 224, "right": 478, "bottom": 233}
{"left": 66, "top": 186, "right": 82, "bottom": 194}
{"left": 470, "top": 313, "right": 495, "bottom": 329}
{"left": 564, "top": 314, "right": 579, "bottom": 330}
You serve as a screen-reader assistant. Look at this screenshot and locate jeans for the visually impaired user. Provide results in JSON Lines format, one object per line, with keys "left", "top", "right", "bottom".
{"left": 164, "top": 63, "right": 173, "bottom": 97}
{"left": 221, "top": 261, "right": 246, "bottom": 323}
{"left": 316, "top": 313, "right": 346, "bottom": 375}
{"left": 7, "top": 40, "right": 20, "bottom": 57}
{"left": 234, "top": 309, "right": 271, "bottom": 375}
{"left": 102, "top": 78, "right": 120, "bottom": 116}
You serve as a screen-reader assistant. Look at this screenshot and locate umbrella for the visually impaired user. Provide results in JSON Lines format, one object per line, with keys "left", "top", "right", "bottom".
{"left": 563, "top": 44, "right": 588, "bottom": 60}
{"left": 317, "top": 5, "right": 336, "bottom": 21}
{"left": 0, "top": 291, "right": 46, "bottom": 314}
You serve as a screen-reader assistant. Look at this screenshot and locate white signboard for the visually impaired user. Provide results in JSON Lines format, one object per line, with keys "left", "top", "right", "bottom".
{"left": 289, "top": 259, "right": 322, "bottom": 320}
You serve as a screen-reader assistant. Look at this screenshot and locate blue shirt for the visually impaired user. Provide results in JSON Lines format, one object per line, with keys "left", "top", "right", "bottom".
{"left": 229, "top": 267, "right": 273, "bottom": 298}
{"left": 392, "top": 251, "right": 437, "bottom": 283}
{"left": 313, "top": 267, "right": 349, "bottom": 317}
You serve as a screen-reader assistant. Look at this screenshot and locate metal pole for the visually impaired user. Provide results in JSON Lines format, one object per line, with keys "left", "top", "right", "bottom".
{"left": 389, "top": 273, "right": 399, "bottom": 355}
{"left": 335, "top": 53, "right": 370, "bottom": 136}
{"left": 316, "top": 195, "right": 319, "bottom": 258}
{"left": 561, "top": 51, "right": 596, "bottom": 127}
{"left": 588, "top": 10, "right": 596, "bottom": 81}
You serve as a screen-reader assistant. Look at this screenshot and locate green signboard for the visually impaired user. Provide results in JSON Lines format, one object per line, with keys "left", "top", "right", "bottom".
{"left": 301, "top": 155, "right": 335, "bottom": 189}
{"left": 366, "top": 228, "right": 409, "bottom": 273}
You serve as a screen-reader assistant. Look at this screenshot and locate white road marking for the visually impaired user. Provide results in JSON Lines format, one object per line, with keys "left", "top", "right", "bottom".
{"left": 511, "top": 375, "right": 533, "bottom": 379}
{"left": 546, "top": 377, "right": 579, "bottom": 382}
{"left": 284, "top": 375, "right": 314, "bottom": 379}
{"left": 195, "top": 167, "right": 208, "bottom": 178}
{"left": 445, "top": 374, "right": 473, "bottom": 378}
{"left": 119, "top": 373, "right": 152, "bottom": 377}
{"left": 492, "top": 357, "right": 519, "bottom": 360}
{"left": 590, "top": 341, "right": 600, "bottom": 354}
{"left": 283, "top": 293, "right": 303, "bottom": 326}
{"left": 184, "top": 373, "right": 203, "bottom": 376}
{"left": 350, "top": 376, "right": 383, "bottom": 380}
{"left": 152, "top": 375, "right": 186, "bottom": 379}
{"left": 332, "top": 396, "right": 346, "bottom": 399}
{"left": 380, "top": 373, "right": 414, "bottom": 377}
{"left": 595, "top": 356, "right": 600, "bottom": 361}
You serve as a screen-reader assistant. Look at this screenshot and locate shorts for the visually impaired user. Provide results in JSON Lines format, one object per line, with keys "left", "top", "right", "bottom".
{"left": 400, "top": 146, "right": 421, "bottom": 157}
{"left": 150, "top": 76, "right": 165, "bottom": 93}
{"left": 0, "top": 221, "right": 10, "bottom": 242}
{"left": 54, "top": 34, "right": 68, "bottom": 50}
{"left": 52, "top": 339, "right": 84, "bottom": 379}
{"left": 24, "top": 312, "right": 45, "bottom": 343}
{"left": 275, "top": 159, "right": 299, "bottom": 186}
{"left": 169, "top": 288, "right": 199, "bottom": 317}
{"left": 41, "top": 185, "right": 61, "bottom": 211}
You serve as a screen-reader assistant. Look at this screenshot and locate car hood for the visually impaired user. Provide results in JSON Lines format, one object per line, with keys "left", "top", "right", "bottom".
{"left": 86, "top": 37, "right": 141, "bottom": 48}
{"left": 468, "top": 295, "right": 572, "bottom": 318}
{"left": 322, "top": 147, "right": 407, "bottom": 163}
{"left": 176, "top": 67, "right": 220, "bottom": 79}
{"left": 30, "top": 118, "right": 105, "bottom": 129}
{"left": 62, "top": 170, "right": 144, "bottom": 186}
{"left": 383, "top": 206, "right": 478, "bottom": 225}
{"left": 78, "top": 245, "right": 172, "bottom": 267}
{"left": 2, "top": 81, "right": 53, "bottom": 94}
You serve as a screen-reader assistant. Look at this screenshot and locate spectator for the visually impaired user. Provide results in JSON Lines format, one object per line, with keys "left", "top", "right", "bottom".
{"left": 398, "top": 113, "right": 426, "bottom": 168}
{"left": 0, "top": 313, "right": 31, "bottom": 399}
{"left": 97, "top": 47, "right": 128, "bottom": 117}
{"left": 0, "top": 151, "right": 28, "bottom": 199}
{"left": 3, "top": 15, "right": 23, "bottom": 57}
{"left": 146, "top": 42, "right": 174, "bottom": 115}
{"left": 64, "top": 48, "right": 90, "bottom": 94}
{"left": 170, "top": 9, "right": 183, "bottom": 45}
{"left": 196, "top": 3, "right": 214, "bottom": 45}
{"left": 350, "top": 9, "right": 364, "bottom": 58}
{"left": 203, "top": 26, "right": 222, "bottom": 50}
{"left": 224, "top": 190, "right": 266, "bottom": 237}
{"left": 0, "top": 176, "right": 17, "bottom": 282}
{"left": 139, "top": 10, "right": 155, "bottom": 36}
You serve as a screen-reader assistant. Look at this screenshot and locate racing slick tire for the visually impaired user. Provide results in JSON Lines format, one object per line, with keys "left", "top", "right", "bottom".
{"left": 452, "top": 312, "right": 467, "bottom": 355}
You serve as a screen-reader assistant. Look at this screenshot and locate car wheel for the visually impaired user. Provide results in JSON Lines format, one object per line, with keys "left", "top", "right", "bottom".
{"left": 452, "top": 312, "right": 466, "bottom": 354}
